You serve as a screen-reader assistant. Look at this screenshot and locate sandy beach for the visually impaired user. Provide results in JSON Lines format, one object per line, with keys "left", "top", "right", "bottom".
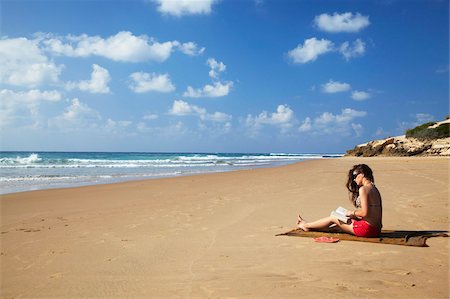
{"left": 1, "top": 157, "right": 448, "bottom": 298}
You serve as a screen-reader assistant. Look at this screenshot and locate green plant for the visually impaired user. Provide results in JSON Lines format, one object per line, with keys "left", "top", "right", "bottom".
{"left": 406, "top": 122, "right": 449, "bottom": 140}
{"left": 405, "top": 122, "right": 435, "bottom": 137}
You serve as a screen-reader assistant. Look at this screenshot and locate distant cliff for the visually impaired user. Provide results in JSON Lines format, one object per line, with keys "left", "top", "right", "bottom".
{"left": 346, "top": 119, "right": 450, "bottom": 157}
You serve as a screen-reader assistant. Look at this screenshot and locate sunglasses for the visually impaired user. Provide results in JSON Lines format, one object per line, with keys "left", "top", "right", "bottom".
{"left": 352, "top": 173, "right": 360, "bottom": 179}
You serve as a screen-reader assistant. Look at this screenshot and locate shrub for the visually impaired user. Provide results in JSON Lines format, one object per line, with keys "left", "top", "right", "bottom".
{"left": 406, "top": 122, "right": 450, "bottom": 140}
{"left": 405, "top": 122, "right": 435, "bottom": 138}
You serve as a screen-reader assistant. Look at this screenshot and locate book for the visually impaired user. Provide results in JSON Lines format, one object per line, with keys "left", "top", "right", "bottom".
{"left": 330, "top": 206, "right": 350, "bottom": 223}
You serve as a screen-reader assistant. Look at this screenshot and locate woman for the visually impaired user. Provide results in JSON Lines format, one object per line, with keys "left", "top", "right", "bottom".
{"left": 296, "top": 164, "right": 383, "bottom": 238}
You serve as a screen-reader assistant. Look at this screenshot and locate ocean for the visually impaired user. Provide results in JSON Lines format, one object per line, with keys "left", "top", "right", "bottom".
{"left": 0, "top": 152, "right": 342, "bottom": 194}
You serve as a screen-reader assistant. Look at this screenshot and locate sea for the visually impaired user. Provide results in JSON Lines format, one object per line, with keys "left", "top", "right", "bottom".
{"left": 0, "top": 152, "right": 343, "bottom": 195}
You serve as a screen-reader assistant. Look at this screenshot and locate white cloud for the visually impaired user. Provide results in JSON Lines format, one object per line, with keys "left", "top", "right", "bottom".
{"left": 183, "top": 57, "right": 232, "bottom": 98}
{"left": 67, "top": 64, "right": 111, "bottom": 94}
{"left": 299, "top": 117, "right": 312, "bottom": 132}
{"left": 177, "top": 41, "right": 205, "bottom": 56}
{"left": 351, "top": 123, "right": 364, "bottom": 137}
{"left": 42, "top": 31, "right": 202, "bottom": 62}
{"left": 245, "top": 104, "right": 295, "bottom": 135}
{"left": 169, "top": 99, "right": 199, "bottom": 115}
{"left": 49, "top": 98, "right": 101, "bottom": 131}
{"left": 314, "top": 12, "right": 370, "bottom": 33}
{"left": 299, "top": 108, "right": 367, "bottom": 136}
{"left": 0, "top": 37, "right": 63, "bottom": 88}
{"left": 339, "top": 39, "right": 366, "bottom": 60}
{"left": 207, "top": 58, "right": 226, "bottom": 79}
{"left": 321, "top": 80, "right": 351, "bottom": 93}
{"left": 1, "top": 89, "right": 62, "bottom": 127}
{"left": 183, "top": 81, "right": 233, "bottom": 98}
{"left": 351, "top": 90, "right": 371, "bottom": 101}
{"left": 205, "top": 111, "right": 232, "bottom": 122}
{"left": 104, "top": 118, "right": 133, "bottom": 134}
{"left": 320, "top": 108, "right": 366, "bottom": 124}
{"left": 128, "top": 72, "right": 175, "bottom": 93}
{"left": 152, "top": 0, "right": 217, "bottom": 16}
{"left": 169, "top": 100, "right": 231, "bottom": 122}
{"left": 288, "top": 37, "right": 334, "bottom": 64}
{"left": 143, "top": 113, "right": 159, "bottom": 120}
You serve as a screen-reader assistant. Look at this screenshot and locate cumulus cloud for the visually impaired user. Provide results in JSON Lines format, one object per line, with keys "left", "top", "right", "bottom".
{"left": 339, "top": 39, "right": 366, "bottom": 60}
{"left": 183, "top": 57, "right": 232, "bottom": 98}
{"left": 314, "top": 12, "right": 370, "bottom": 33}
{"left": 0, "top": 37, "right": 63, "bottom": 88}
{"left": 298, "top": 108, "right": 367, "bottom": 136}
{"left": 1, "top": 89, "right": 57, "bottom": 128}
{"left": 41, "top": 31, "right": 203, "bottom": 62}
{"left": 169, "top": 100, "right": 231, "bottom": 122}
{"left": 245, "top": 104, "right": 295, "bottom": 135}
{"left": 178, "top": 41, "right": 205, "bottom": 56}
{"left": 288, "top": 37, "right": 334, "bottom": 64}
{"left": 321, "top": 80, "right": 351, "bottom": 93}
{"left": 351, "top": 90, "right": 371, "bottom": 101}
{"left": 183, "top": 81, "right": 233, "bottom": 98}
{"left": 152, "top": 0, "right": 218, "bottom": 16}
{"left": 49, "top": 98, "right": 101, "bottom": 130}
{"left": 207, "top": 58, "right": 226, "bottom": 79}
{"left": 66, "top": 64, "right": 111, "bottom": 94}
{"left": 1, "top": 89, "right": 62, "bottom": 127}
{"left": 298, "top": 117, "right": 312, "bottom": 132}
{"left": 128, "top": 72, "right": 175, "bottom": 93}
{"left": 104, "top": 118, "right": 133, "bottom": 134}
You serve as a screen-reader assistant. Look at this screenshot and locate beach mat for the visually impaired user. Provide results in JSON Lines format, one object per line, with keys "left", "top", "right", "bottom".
{"left": 276, "top": 229, "right": 448, "bottom": 247}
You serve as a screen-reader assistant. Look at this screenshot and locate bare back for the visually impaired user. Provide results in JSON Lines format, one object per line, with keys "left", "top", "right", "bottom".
{"left": 358, "top": 184, "right": 383, "bottom": 228}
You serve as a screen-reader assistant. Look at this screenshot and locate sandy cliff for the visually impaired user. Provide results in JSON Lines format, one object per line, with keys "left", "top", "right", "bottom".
{"left": 346, "top": 119, "right": 450, "bottom": 157}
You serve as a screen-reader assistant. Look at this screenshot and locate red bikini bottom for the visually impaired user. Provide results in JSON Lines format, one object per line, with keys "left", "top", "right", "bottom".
{"left": 353, "top": 219, "right": 381, "bottom": 238}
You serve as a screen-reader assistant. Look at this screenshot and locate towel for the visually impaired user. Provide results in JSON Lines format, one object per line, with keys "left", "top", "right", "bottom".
{"left": 276, "top": 229, "right": 448, "bottom": 247}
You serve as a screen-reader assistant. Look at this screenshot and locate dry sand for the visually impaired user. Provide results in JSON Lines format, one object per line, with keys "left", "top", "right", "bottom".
{"left": 1, "top": 157, "right": 449, "bottom": 298}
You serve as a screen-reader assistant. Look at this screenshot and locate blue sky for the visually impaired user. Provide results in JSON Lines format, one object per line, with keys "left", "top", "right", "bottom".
{"left": 1, "top": 0, "right": 448, "bottom": 153}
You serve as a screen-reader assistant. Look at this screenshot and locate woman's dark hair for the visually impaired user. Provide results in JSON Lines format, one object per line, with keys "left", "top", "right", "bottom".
{"left": 346, "top": 164, "right": 375, "bottom": 207}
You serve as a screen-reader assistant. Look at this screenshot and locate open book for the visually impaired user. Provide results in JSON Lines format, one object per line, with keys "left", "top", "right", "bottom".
{"left": 330, "top": 206, "right": 350, "bottom": 222}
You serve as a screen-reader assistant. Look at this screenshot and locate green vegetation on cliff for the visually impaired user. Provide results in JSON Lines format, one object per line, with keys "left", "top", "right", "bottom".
{"left": 406, "top": 122, "right": 449, "bottom": 140}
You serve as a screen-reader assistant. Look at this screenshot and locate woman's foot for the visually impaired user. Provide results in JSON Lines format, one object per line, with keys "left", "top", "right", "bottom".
{"left": 297, "top": 214, "right": 309, "bottom": 231}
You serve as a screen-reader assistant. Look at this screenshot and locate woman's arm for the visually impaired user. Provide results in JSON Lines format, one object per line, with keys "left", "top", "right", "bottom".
{"left": 355, "top": 186, "right": 369, "bottom": 217}
{"left": 345, "top": 187, "right": 369, "bottom": 218}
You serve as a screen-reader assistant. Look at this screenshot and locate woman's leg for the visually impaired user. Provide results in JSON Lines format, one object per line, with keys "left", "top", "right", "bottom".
{"left": 298, "top": 214, "right": 355, "bottom": 235}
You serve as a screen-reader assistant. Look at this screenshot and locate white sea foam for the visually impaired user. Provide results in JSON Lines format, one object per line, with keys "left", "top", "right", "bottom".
{"left": 0, "top": 153, "right": 42, "bottom": 165}
{"left": 0, "top": 155, "right": 305, "bottom": 169}
{"left": 0, "top": 152, "right": 341, "bottom": 194}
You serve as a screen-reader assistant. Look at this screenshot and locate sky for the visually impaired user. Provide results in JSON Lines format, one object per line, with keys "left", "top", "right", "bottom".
{"left": 0, "top": 0, "right": 448, "bottom": 153}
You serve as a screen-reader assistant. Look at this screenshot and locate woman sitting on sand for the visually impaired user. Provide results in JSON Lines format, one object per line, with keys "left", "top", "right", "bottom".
{"left": 297, "top": 164, "right": 382, "bottom": 238}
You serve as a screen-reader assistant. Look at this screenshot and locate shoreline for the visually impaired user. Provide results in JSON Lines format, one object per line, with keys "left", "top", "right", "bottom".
{"left": 0, "top": 152, "right": 343, "bottom": 195}
{"left": 2, "top": 155, "right": 447, "bottom": 197}
{"left": 1, "top": 157, "right": 448, "bottom": 298}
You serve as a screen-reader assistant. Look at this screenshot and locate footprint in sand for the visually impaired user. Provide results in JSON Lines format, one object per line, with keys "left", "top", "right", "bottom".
{"left": 50, "top": 272, "right": 63, "bottom": 279}
{"left": 24, "top": 229, "right": 41, "bottom": 232}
